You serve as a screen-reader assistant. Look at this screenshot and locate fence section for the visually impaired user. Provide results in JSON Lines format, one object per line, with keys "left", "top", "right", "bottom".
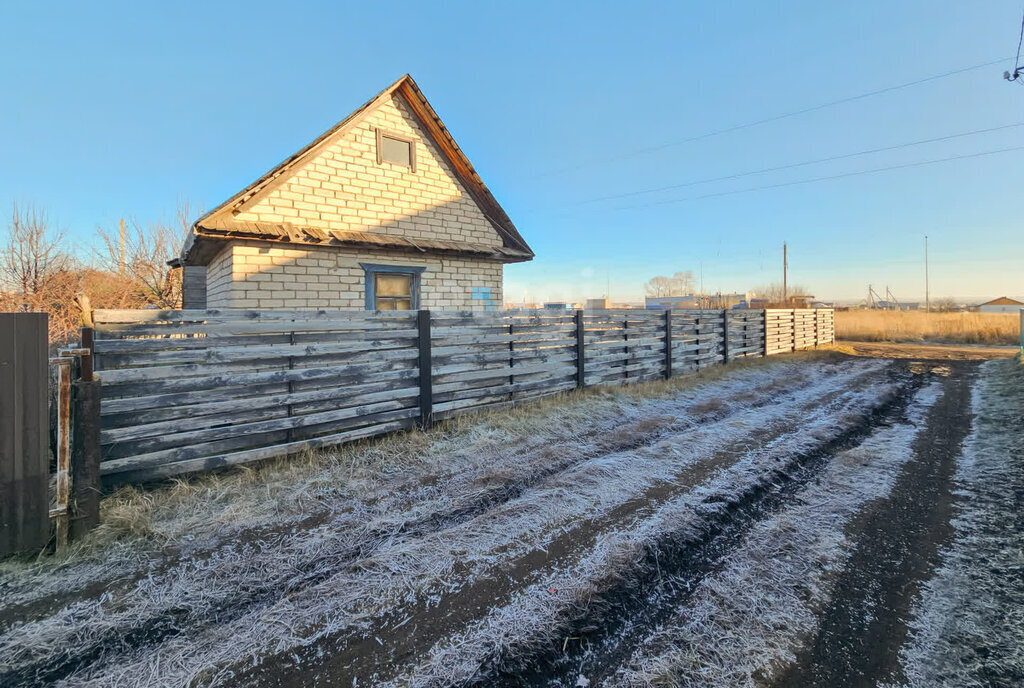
{"left": 92, "top": 310, "right": 422, "bottom": 483}
{"left": 91, "top": 307, "right": 834, "bottom": 484}
{"left": 0, "top": 313, "right": 50, "bottom": 555}
{"left": 764, "top": 308, "right": 834, "bottom": 354}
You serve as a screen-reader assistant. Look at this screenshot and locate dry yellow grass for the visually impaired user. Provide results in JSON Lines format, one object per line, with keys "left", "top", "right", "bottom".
{"left": 835, "top": 310, "right": 1019, "bottom": 345}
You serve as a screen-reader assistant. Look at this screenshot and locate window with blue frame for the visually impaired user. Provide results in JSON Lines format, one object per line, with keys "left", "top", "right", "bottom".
{"left": 360, "top": 263, "right": 426, "bottom": 311}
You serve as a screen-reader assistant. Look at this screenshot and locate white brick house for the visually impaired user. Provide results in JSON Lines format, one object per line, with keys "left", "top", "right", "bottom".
{"left": 171, "top": 75, "right": 533, "bottom": 311}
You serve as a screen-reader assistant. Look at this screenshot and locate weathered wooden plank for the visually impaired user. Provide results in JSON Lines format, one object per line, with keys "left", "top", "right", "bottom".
{"left": 101, "top": 385, "right": 420, "bottom": 444}
{"left": 99, "top": 347, "right": 418, "bottom": 386}
{"left": 97, "top": 336, "right": 418, "bottom": 369}
{"left": 95, "top": 317, "right": 418, "bottom": 338}
{"left": 434, "top": 374, "right": 576, "bottom": 405}
{"left": 101, "top": 358, "right": 418, "bottom": 402}
{"left": 100, "top": 417, "right": 418, "bottom": 484}
{"left": 93, "top": 308, "right": 417, "bottom": 324}
{"left": 102, "top": 405, "right": 420, "bottom": 466}
{"left": 433, "top": 361, "right": 577, "bottom": 387}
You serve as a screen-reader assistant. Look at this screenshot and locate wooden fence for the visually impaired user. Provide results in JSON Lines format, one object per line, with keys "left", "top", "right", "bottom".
{"left": 88, "top": 308, "right": 833, "bottom": 484}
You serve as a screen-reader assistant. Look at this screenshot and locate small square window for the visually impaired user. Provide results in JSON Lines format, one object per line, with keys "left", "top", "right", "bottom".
{"left": 376, "top": 129, "right": 415, "bottom": 170}
{"left": 374, "top": 273, "right": 413, "bottom": 310}
{"left": 361, "top": 263, "right": 426, "bottom": 311}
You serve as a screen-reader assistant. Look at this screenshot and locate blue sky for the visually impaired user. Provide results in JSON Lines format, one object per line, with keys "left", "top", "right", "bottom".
{"left": 1, "top": 1, "right": 1022, "bottom": 303}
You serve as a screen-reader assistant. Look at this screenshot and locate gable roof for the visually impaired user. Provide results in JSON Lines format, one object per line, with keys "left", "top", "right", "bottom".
{"left": 179, "top": 74, "right": 532, "bottom": 265}
{"left": 977, "top": 296, "right": 1023, "bottom": 306}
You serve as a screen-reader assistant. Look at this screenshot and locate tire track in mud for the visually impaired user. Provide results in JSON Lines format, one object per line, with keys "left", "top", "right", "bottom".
{"left": 219, "top": 363, "right": 902, "bottom": 687}
{"left": 445, "top": 367, "right": 926, "bottom": 688}
{"left": 772, "top": 361, "right": 977, "bottom": 688}
{"left": 0, "top": 363, "right": 844, "bottom": 687}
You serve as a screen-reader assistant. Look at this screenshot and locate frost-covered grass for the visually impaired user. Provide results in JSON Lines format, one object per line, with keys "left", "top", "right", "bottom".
{"left": 607, "top": 381, "right": 942, "bottom": 687}
{"left": 0, "top": 353, "right": 885, "bottom": 688}
{"left": 893, "top": 359, "right": 1024, "bottom": 687}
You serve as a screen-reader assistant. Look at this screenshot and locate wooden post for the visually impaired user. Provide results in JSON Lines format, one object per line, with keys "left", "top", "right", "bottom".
{"left": 417, "top": 310, "right": 433, "bottom": 430}
{"left": 722, "top": 309, "right": 730, "bottom": 364}
{"left": 508, "top": 320, "right": 514, "bottom": 402}
{"left": 763, "top": 309, "right": 769, "bottom": 357}
{"left": 623, "top": 316, "right": 629, "bottom": 381}
{"left": 664, "top": 309, "right": 673, "bottom": 379}
{"left": 53, "top": 358, "right": 72, "bottom": 549}
{"left": 791, "top": 308, "right": 797, "bottom": 352}
{"left": 70, "top": 379, "right": 101, "bottom": 539}
{"left": 80, "top": 326, "right": 94, "bottom": 382}
{"left": 0, "top": 313, "right": 49, "bottom": 555}
{"left": 575, "top": 309, "right": 585, "bottom": 388}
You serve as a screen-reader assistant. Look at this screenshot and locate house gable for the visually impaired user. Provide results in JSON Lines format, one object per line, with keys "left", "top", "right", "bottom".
{"left": 182, "top": 75, "right": 532, "bottom": 266}
{"left": 978, "top": 296, "right": 1023, "bottom": 306}
{"left": 236, "top": 91, "right": 502, "bottom": 247}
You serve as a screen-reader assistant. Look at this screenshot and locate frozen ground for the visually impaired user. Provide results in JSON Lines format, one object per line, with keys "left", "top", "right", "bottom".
{"left": 0, "top": 352, "right": 1020, "bottom": 687}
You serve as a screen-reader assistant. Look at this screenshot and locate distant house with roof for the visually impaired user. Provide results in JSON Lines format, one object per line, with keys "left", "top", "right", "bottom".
{"left": 973, "top": 296, "right": 1023, "bottom": 314}
{"left": 171, "top": 74, "right": 533, "bottom": 312}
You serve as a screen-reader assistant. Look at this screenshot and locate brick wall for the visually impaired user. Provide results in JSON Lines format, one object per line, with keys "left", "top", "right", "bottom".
{"left": 204, "top": 241, "right": 503, "bottom": 311}
{"left": 233, "top": 92, "right": 501, "bottom": 248}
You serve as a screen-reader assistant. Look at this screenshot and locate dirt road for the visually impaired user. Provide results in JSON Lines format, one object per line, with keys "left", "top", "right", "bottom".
{"left": 1, "top": 353, "right": 1020, "bottom": 687}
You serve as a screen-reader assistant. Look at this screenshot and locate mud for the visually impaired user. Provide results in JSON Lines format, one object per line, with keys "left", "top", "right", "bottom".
{"left": 773, "top": 361, "right": 977, "bottom": 687}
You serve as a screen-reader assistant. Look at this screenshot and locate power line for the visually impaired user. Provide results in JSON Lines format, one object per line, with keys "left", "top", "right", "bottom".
{"left": 570, "top": 121, "right": 1024, "bottom": 206}
{"left": 539, "top": 56, "right": 1011, "bottom": 177}
{"left": 614, "top": 143, "right": 1024, "bottom": 210}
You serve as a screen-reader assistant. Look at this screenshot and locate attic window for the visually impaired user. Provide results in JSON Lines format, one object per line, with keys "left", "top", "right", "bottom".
{"left": 376, "top": 129, "right": 416, "bottom": 170}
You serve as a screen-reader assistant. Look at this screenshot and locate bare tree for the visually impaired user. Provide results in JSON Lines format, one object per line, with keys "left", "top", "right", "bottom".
{"left": 672, "top": 270, "right": 695, "bottom": 295}
{"left": 645, "top": 275, "right": 675, "bottom": 297}
{"left": 0, "top": 203, "right": 69, "bottom": 295}
{"left": 645, "top": 270, "right": 697, "bottom": 298}
{"left": 751, "top": 282, "right": 812, "bottom": 307}
{"left": 96, "top": 201, "right": 195, "bottom": 308}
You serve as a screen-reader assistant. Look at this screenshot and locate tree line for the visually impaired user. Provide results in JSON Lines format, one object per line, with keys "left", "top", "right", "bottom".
{"left": 644, "top": 270, "right": 811, "bottom": 307}
{"left": 0, "top": 202, "right": 194, "bottom": 348}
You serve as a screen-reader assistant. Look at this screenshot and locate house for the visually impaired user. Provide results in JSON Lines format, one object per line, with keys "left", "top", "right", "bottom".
{"left": 645, "top": 295, "right": 699, "bottom": 310}
{"left": 974, "top": 296, "right": 1024, "bottom": 314}
{"left": 171, "top": 75, "right": 533, "bottom": 311}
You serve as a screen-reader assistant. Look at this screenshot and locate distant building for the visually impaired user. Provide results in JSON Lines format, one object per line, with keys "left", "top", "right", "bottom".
{"left": 974, "top": 296, "right": 1024, "bottom": 314}
{"left": 645, "top": 295, "right": 699, "bottom": 309}
{"left": 585, "top": 298, "right": 610, "bottom": 310}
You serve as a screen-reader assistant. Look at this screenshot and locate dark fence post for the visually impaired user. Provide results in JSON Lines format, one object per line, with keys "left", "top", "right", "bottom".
{"left": 791, "top": 308, "right": 797, "bottom": 352}
{"left": 664, "top": 309, "right": 673, "bottom": 379}
{"left": 722, "top": 309, "right": 730, "bottom": 364}
{"left": 575, "top": 309, "right": 585, "bottom": 388}
{"left": 80, "top": 326, "right": 94, "bottom": 382}
{"left": 417, "top": 310, "right": 433, "bottom": 430}
{"left": 70, "top": 378, "right": 101, "bottom": 539}
{"left": 763, "top": 309, "right": 769, "bottom": 357}
{"left": 0, "top": 313, "right": 49, "bottom": 555}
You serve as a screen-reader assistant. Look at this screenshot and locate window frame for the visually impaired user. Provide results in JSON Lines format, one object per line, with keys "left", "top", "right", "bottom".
{"left": 361, "top": 263, "right": 426, "bottom": 311}
{"left": 375, "top": 128, "right": 417, "bottom": 171}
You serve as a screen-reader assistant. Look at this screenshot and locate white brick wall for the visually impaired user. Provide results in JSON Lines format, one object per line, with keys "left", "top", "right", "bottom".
{"left": 233, "top": 92, "right": 502, "bottom": 248}
{"left": 205, "top": 241, "right": 503, "bottom": 311}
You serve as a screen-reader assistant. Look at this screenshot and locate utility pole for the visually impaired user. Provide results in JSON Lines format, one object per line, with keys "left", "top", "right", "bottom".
{"left": 924, "top": 235, "right": 930, "bottom": 314}
{"left": 782, "top": 242, "right": 788, "bottom": 305}
{"left": 119, "top": 218, "right": 126, "bottom": 279}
